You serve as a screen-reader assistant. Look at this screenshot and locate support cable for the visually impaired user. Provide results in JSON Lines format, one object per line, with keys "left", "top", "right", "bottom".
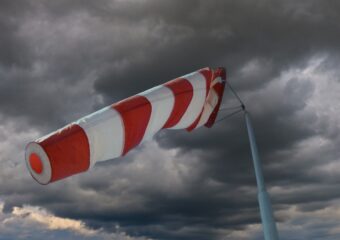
{"left": 215, "top": 108, "right": 243, "bottom": 124}
{"left": 225, "top": 81, "right": 245, "bottom": 110}
{"left": 219, "top": 105, "right": 243, "bottom": 111}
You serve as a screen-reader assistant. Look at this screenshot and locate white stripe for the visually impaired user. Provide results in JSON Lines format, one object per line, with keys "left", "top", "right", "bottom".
{"left": 139, "top": 85, "right": 174, "bottom": 141}
{"left": 211, "top": 76, "right": 223, "bottom": 86}
{"left": 170, "top": 72, "right": 206, "bottom": 129}
{"left": 195, "top": 88, "right": 219, "bottom": 128}
{"left": 77, "top": 106, "right": 124, "bottom": 167}
{"left": 193, "top": 77, "right": 223, "bottom": 129}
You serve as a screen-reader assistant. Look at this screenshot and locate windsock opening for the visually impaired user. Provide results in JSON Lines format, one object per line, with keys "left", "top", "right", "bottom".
{"left": 25, "top": 124, "right": 90, "bottom": 185}
{"left": 25, "top": 142, "right": 52, "bottom": 185}
{"left": 29, "top": 153, "right": 43, "bottom": 174}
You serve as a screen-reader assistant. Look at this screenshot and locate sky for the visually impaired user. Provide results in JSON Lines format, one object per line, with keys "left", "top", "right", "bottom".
{"left": 1, "top": 0, "right": 340, "bottom": 239}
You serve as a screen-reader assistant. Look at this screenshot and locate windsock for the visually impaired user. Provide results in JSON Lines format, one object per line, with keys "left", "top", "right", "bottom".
{"left": 25, "top": 67, "right": 226, "bottom": 184}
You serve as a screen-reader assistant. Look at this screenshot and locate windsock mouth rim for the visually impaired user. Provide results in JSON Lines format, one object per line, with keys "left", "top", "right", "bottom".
{"left": 25, "top": 142, "right": 52, "bottom": 185}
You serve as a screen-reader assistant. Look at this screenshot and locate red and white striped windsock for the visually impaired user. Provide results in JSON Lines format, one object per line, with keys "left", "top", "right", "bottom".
{"left": 25, "top": 67, "right": 226, "bottom": 184}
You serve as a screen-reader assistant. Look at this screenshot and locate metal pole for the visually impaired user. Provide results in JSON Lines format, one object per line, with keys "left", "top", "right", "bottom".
{"left": 244, "top": 110, "right": 279, "bottom": 240}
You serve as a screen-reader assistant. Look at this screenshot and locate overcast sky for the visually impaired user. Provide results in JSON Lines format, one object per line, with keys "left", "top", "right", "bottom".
{"left": 1, "top": 1, "right": 340, "bottom": 239}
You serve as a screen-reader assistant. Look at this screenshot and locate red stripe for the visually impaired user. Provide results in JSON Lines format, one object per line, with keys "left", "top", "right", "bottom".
{"left": 39, "top": 124, "right": 90, "bottom": 183}
{"left": 186, "top": 68, "right": 213, "bottom": 131}
{"left": 162, "top": 78, "right": 193, "bottom": 128}
{"left": 112, "top": 95, "right": 152, "bottom": 155}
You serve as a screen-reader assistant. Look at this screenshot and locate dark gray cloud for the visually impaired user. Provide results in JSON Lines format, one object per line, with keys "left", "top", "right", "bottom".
{"left": 1, "top": 0, "right": 340, "bottom": 240}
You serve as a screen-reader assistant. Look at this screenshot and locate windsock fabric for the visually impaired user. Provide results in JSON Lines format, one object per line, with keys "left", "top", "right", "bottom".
{"left": 25, "top": 67, "right": 226, "bottom": 184}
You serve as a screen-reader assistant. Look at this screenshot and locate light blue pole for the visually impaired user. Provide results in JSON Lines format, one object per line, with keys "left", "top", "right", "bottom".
{"left": 244, "top": 110, "right": 279, "bottom": 240}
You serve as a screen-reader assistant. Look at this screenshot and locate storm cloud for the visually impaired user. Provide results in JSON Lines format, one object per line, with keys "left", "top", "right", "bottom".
{"left": 1, "top": 0, "right": 340, "bottom": 239}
